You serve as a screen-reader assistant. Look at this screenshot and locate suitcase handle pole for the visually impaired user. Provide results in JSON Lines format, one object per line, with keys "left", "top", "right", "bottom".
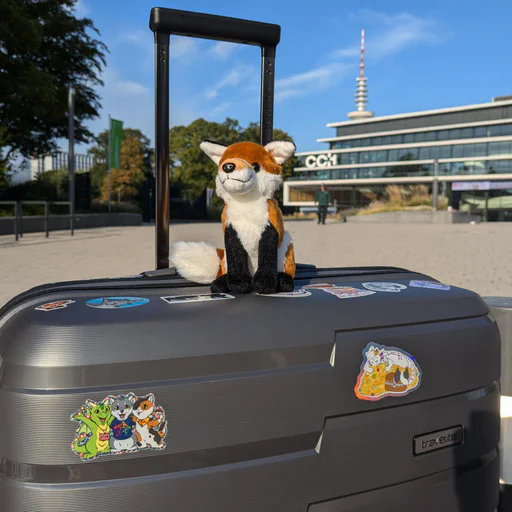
{"left": 149, "top": 7, "right": 281, "bottom": 269}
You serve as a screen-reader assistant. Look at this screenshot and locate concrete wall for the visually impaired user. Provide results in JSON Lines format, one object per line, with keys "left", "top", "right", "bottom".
{"left": 0, "top": 213, "right": 142, "bottom": 236}
{"left": 346, "top": 211, "right": 482, "bottom": 224}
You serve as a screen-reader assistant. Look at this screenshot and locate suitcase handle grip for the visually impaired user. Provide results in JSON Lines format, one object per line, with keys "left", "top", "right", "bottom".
{"left": 149, "top": 7, "right": 281, "bottom": 270}
{"left": 149, "top": 7, "right": 280, "bottom": 47}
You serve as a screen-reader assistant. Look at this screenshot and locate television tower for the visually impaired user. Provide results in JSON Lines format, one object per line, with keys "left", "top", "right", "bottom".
{"left": 347, "top": 29, "right": 374, "bottom": 120}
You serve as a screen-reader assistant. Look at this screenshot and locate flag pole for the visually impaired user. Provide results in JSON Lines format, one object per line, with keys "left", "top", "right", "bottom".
{"left": 108, "top": 114, "right": 112, "bottom": 213}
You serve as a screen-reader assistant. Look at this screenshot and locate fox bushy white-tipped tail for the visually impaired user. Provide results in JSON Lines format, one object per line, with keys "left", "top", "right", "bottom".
{"left": 170, "top": 242, "right": 221, "bottom": 284}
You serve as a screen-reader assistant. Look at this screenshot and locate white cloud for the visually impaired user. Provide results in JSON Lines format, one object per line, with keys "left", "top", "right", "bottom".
{"left": 170, "top": 37, "right": 199, "bottom": 60}
{"left": 275, "top": 62, "right": 353, "bottom": 102}
{"left": 72, "top": 68, "right": 198, "bottom": 152}
{"left": 203, "top": 102, "right": 232, "bottom": 118}
{"left": 332, "top": 48, "right": 360, "bottom": 58}
{"left": 204, "top": 65, "right": 254, "bottom": 99}
{"left": 332, "top": 12, "right": 446, "bottom": 60}
{"left": 117, "top": 30, "right": 147, "bottom": 47}
{"left": 117, "top": 31, "right": 199, "bottom": 61}
{"left": 274, "top": 11, "right": 446, "bottom": 103}
{"left": 208, "top": 41, "right": 238, "bottom": 60}
{"left": 82, "top": 68, "right": 154, "bottom": 144}
{"left": 74, "top": 0, "right": 90, "bottom": 17}
{"left": 371, "top": 12, "right": 444, "bottom": 58}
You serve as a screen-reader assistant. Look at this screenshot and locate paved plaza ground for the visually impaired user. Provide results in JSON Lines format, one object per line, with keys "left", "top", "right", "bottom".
{"left": 0, "top": 220, "right": 511, "bottom": 306}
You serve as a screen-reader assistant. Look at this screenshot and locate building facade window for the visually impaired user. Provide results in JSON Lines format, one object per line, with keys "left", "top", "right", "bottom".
{"left": 289, "top": 159, "right": 512, "bottom": 182}
{"left": 298, "top": 139, "right": 512, "bottom": 169}
{"left": 326, "top": 123, "right": 512, "bottom": 149}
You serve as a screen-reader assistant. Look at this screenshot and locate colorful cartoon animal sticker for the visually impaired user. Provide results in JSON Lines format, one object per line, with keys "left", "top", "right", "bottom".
{"left": 70, "top": 393, "right": 167, "bottom": 461}
{"left": 354, "top": 343, "right": 422, "bottom": 401}
{"left": 303, "top": 283, "right": 375, "bottom": 299}
{"left": 35, "top": 300, "right": 75, "bottom": 311}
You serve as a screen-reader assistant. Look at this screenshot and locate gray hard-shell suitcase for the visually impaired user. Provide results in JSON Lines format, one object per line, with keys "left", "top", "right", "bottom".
{"left": 0, "top": 7, "right": 501, "bottom": 512}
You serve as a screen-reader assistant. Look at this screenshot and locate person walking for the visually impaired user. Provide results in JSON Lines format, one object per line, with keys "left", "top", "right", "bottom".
{"left": 315, "top": 184, "right": 331, "bottom": 225}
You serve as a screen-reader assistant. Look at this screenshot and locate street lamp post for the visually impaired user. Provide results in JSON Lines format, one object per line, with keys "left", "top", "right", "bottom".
{"left": 432, "top": 159, "right": 439, "bottom": 210}
{"left": 68, "top": 85, "right": 75, "bottom": 235}
{"left": 108, "top": 115, "right": 112, "bottom": 213}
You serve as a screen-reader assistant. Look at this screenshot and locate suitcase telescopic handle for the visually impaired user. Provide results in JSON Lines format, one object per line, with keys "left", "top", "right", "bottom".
{"left": 149, "top": 8, "right": 281, "bottom": 270}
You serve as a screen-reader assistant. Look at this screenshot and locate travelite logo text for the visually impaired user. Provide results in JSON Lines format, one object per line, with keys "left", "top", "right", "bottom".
{"left": 413, "top": 426, "right": 463, "bottom": 455}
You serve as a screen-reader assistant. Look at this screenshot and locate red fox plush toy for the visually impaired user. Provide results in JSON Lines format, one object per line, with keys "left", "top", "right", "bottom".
{"left": 171, "top": 140, "right": 296, "bottom": 295}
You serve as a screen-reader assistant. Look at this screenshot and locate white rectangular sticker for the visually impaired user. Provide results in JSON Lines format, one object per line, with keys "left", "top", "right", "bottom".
{"left": 409, "top": 280, "right": 450, "bottom": 291}
{"left": 161, "top": 293, "right": 235, "bottom": 305}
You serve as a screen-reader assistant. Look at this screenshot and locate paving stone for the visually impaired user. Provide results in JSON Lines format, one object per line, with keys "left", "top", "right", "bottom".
{"left": 0, "top": 221, "right": 511, "bottom": 306}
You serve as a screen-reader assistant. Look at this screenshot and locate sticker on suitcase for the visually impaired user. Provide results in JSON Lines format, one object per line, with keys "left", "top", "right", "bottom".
{"left": 35, "top": 300, "right": 75, "bottom": 311}
{"left": 362, "top": 282, "right": 407, "bottom": 293}
{"left": 303, "top": 283, "right": 375, "bottom": 299}
{"left": 257, "top": 289, "right": 311, "bottom": 298}
{"left": 161, "top": 293, "right": 234, "bottom": 304}
{"left": 70, "top": 393, "right": 167, "bottom": 461}
{"left": 409, "top": 280, "right": 450, "bottom": 291}
{"left": 354, "top": 343, "right": 422, "bottom": 401}
{"left": 86, "top": 297, "right": 150, "bottom": 309}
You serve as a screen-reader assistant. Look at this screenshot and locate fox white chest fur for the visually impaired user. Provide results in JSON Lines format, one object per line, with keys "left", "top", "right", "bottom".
{"left": 225, "top": 196, "right": 269, "bottom": 274}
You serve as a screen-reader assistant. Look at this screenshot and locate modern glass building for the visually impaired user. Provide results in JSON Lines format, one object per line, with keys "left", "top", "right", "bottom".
{"left": 284, "top": 97, "right": 512, "bottom": 219}
{"left": 284, "top": 32, "right": 512, "bottom": 220}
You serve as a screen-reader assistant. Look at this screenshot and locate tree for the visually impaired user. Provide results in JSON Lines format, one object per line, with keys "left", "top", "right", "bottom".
{"left": 87, "top": 130, "right": 109, "bottom": 197}
{"left": 169, "top": 118, "right": 298, "bottom": 202}
{"left": 0, "top": 0, "right": 107, "bottom": 173}
{"left": 38, "top": 168, "right": 68, "bottom": 198}
{"left": 100, "top": 131, "right": 148, "bottom": 203}
{"left": 88, "top": 128, "right": 152, "bottom": 199}
{"left": 169, "top": 118, "right": 242, "bottom": 201}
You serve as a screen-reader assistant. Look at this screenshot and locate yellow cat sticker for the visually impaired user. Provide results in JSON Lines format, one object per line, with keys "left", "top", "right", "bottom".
{"left": 355, "top": 343, "right": 421, "bottom": 401}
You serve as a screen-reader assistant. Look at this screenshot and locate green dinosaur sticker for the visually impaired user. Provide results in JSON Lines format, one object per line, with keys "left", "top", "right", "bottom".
{"left": 70, "top": 393, "right": 167, "bottom": 461}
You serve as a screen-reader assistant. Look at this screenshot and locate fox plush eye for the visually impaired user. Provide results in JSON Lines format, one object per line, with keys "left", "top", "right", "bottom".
{"left": 252, "top": 162, "right": 260, "bottom": 172}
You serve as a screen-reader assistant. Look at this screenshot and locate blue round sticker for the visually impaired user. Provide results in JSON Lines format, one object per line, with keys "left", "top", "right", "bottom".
{"left": 86, "top": 297, "right": 150, "bottom": 309}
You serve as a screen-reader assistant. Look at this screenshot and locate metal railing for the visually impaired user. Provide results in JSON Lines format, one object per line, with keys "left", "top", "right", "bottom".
{"left": 0, "top": 200, "right": 73, "bottom": 241}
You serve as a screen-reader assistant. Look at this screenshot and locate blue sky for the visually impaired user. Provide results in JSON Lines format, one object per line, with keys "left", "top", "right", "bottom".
{"left": 73, "top": 0, "right": 512, "bottom": 154}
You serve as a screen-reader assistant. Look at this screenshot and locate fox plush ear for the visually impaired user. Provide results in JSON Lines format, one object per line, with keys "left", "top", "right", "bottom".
{"left": 264, "top": 141, "right": 296, "bottom": 165}
{"left": 200, "top": 140, "right": 227, "bottom": 165}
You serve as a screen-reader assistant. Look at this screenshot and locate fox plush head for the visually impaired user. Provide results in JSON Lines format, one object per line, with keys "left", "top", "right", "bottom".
{"left": 200, "top": 140, "right": 296, "bottom": 201}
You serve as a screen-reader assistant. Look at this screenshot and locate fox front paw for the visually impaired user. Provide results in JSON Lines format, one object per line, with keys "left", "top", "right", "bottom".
{"left": 210, "top": 274, "right": 229, "bottom": 293}
{"left": 278, "top": 273, "right": 294, "bottom": 293}
{"left": 253, "top": 270, "right": 278, "bottom": 295}
{"left": 227, "top": 273, "right": 253, "bottom": 294}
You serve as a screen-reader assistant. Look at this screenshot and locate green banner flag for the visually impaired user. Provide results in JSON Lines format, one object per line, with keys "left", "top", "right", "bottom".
{"left": 109, "top": 118, "right": 123, "bottom": 169}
